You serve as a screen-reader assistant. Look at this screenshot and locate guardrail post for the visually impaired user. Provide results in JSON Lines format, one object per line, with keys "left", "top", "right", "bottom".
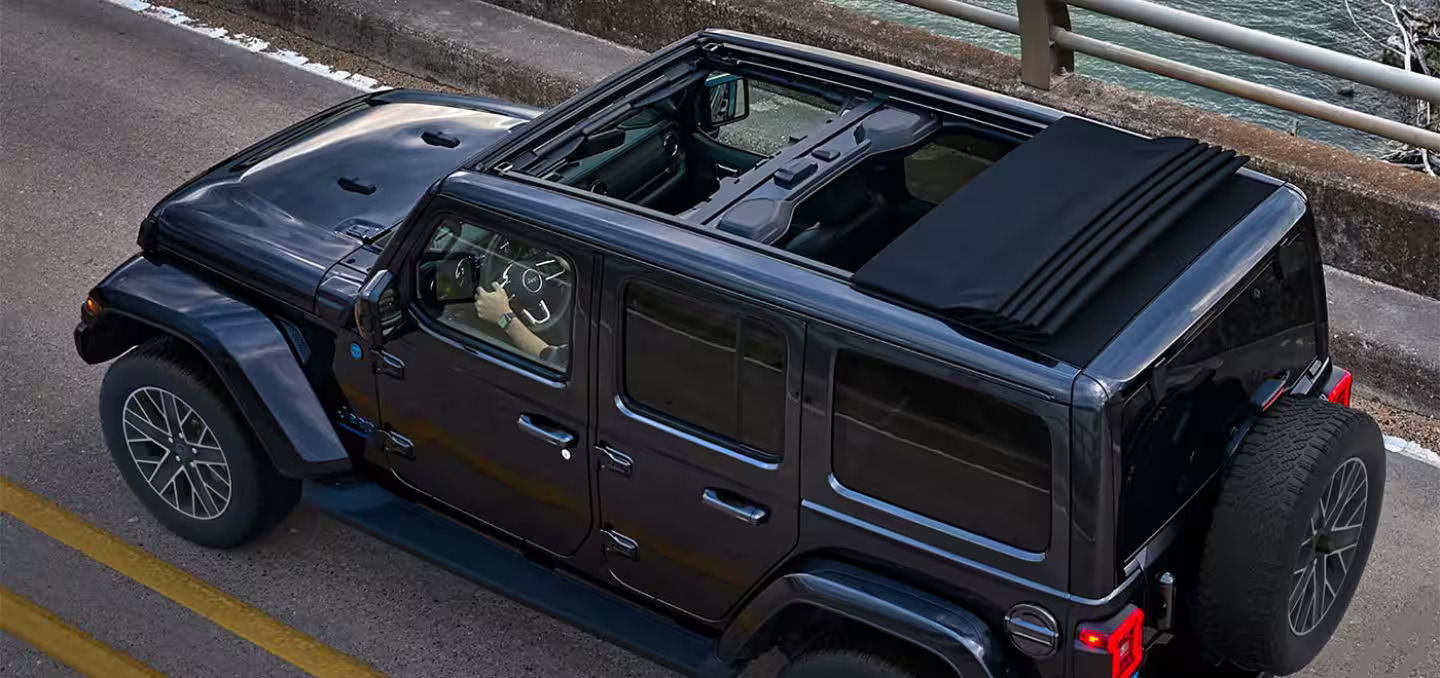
{"left": 1017, "top": 0, "right": 1074, "bottom": 88}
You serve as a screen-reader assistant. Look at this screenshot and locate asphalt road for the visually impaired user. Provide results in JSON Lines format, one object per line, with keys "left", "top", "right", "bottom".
{"left": 0, "top": 1, "right": 1436, "bottom": 677}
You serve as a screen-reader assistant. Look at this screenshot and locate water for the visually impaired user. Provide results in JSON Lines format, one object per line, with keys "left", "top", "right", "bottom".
{"left": 829, "top": 0, "right": 1429, "bottom": 154}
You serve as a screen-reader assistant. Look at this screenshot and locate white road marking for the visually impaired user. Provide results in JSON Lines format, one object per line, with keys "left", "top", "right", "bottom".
{"left": 1383, "top": 435, "right": 1440, "bottom": 469}
{"left": 104, "top": 0, "right": 384, "bottom": 91}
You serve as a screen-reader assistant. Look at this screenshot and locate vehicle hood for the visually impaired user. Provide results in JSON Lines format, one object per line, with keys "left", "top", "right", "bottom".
{"left": 145, "top": 90, "right": 537, "bottom": 312}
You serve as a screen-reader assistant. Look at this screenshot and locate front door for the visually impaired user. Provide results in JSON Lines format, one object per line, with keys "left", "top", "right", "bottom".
{"left": 374, "top": 205, "right": 593, "bottom": 556}
{"left": 594, "top": 257, "right": 802, "bottom": 620}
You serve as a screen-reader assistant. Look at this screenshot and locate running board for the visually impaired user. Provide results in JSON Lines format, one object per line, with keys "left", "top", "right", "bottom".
{"left": 303, "top": 480, "right": 731, "bottom": 678}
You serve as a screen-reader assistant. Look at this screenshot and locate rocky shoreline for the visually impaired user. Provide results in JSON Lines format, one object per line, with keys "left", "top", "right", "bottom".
{"left": 1372, "top": 1, "right": 1439, "bottom": 172}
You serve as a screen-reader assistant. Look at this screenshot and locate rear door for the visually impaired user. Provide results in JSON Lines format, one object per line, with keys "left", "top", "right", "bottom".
{"left": 593, "top": 257, "right": 803, "bottom": 620}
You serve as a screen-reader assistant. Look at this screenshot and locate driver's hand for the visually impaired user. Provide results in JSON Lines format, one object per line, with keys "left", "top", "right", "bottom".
{"left": 474, "top": 283, "right": 513, "bottom": 324}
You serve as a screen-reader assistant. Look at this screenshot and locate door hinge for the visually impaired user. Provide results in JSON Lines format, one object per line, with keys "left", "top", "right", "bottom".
{"left": 600, "top": 529, "right": 638, "bottom": 560}
{"left": 597, "top": 445, "right": 633, "bottom": 477}
{"left": 375, "top": 351, "right": 405, "bottom": 379}
{"left": 383, "top": 429, "right": 415, "bottom": 460}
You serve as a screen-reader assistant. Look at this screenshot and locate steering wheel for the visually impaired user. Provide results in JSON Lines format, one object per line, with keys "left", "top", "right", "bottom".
{"left": 478, "top": 235, "right": 573, "bottom": 334}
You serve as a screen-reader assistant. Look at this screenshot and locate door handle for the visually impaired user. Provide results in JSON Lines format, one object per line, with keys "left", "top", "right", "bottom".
{"left": 374, "top": 351, "right": 405, "bottom": 379}
{"left": 383, "top": 430, "right": 415, "bottom": 460}
{"left": 597, "top": 445, "right": 633, "bottom": 477}
{"left": 701, "top": 488, "right": 768, "bottom": 525}
{"left": 516, "top": 414, "right": 574, "bottom": 448}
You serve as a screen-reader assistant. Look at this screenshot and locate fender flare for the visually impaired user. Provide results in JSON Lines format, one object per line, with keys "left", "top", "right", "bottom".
{"left": 75, "top": 256, "right": 352, "bottom": 478}
{"left": 720, "top": 559, "right": 1010, "bottom": 678}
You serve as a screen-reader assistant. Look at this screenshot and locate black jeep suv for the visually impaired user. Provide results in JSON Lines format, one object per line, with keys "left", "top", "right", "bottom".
{"left": 76, "top": 30, "right": 1383, "bottom": 678}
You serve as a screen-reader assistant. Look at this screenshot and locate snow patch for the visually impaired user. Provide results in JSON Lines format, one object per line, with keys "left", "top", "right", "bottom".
{"left": 1383, "top": 435, "right": 1440, "bottom": 469}
{"left": 104, "top": 0, "right": 386, "bottom": 92}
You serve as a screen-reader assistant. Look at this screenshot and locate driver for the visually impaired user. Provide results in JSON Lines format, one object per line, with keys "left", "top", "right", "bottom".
{"left": 473, "top": 282, "right": 569, "bottom": 367}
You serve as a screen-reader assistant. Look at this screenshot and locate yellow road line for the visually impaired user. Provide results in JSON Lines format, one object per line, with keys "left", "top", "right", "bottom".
{"left": 1, "top": 585, "right": 164, "bottom": 678}
{"left": 0, "top": 478, "right": 385, "bottom": 678}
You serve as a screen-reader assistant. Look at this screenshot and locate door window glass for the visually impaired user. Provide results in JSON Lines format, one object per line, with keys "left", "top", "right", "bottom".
{"left": 623, "top": 282, "right": 786, "bottom": 456}
{"left": 832, "top": 351, "right": 1052, "bottom": 551}
{"left": 414, "top": 218, "right": 575, "bottom": 373}
{"left": 706, "top": 78, "right": 840, "bottom": 157}
{"left": 902, "top": 133, "right": 1012, "bottom": 205}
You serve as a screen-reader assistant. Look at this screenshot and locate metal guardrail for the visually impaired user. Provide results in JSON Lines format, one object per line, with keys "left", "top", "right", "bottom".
{"left": 898, "top": 0, "right": 1440, "bottom": 152}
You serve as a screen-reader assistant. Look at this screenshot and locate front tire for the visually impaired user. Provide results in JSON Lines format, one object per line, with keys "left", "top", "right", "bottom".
{"left": 99, "top": 339, "right": 299, "bottom": 548}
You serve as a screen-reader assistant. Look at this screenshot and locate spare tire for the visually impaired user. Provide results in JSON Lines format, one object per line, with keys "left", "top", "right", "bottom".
{"left": 1193, "top": 397, "right": 1384, "bottom": 674}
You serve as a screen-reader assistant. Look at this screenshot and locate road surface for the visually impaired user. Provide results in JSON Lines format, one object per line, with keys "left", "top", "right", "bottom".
{"left": 0, "top": 0, "right": 1435, "bottom": 676}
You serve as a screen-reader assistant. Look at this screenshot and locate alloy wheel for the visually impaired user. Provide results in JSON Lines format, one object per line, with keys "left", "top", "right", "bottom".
{"left": 1288, "top": 457, "right": 1368, "bottom": 636}
{"left": 121, "top": 386, "right": 232, "bottom": 520}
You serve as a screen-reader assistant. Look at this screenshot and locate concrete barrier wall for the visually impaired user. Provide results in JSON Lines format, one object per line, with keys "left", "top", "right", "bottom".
{"left": 486, "top": 0, "right": 1440, "bottom": 300}
{"left": 208, "top": 0, "right": 644, "bottom": 113}
{"left": 194, "top": 0, "right": 1440, "bottom": 411}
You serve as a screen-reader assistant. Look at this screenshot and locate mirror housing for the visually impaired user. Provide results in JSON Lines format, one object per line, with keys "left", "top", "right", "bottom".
{"left": 354, "top": 269, "right": 396, "bottom": 347}
{"left": 702, "top": 74, "right": 749, "bottom": 129}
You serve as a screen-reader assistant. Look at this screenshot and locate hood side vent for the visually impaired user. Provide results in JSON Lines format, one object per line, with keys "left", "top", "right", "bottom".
{"left": 337, "top": 176, "right": 376, "bottom": 195}
{"left": 421, "top": 130, "right": 461, "bottom": 148}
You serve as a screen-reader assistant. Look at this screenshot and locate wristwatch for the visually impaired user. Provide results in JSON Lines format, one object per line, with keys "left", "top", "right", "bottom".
{"left": 497, "top": 311, "right": 517, "bottom": 330}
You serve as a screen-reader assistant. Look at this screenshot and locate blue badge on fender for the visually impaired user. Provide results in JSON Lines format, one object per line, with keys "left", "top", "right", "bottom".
{"left": 350, "top": 343, "right": 363, "bottom": 360}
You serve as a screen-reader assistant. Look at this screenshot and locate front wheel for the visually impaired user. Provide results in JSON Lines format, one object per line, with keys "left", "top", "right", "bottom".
{"left": 99, "top": 339, "right": 300, "bottom": 548}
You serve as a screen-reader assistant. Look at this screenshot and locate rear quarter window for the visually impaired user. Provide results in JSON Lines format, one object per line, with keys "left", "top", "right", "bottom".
{"left": 831, "top": 351, "right": 1052, "bottom": 551}
{"left": 1118, "top": 232, "right": 1321, "bottom": 557}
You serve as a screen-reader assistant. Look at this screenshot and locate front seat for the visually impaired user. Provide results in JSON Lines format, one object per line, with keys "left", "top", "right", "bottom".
{"left": 783, "top": 172, "right": 888, "bottom": 269}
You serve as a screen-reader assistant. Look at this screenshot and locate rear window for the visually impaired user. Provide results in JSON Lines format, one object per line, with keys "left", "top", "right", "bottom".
{"left": 832, "top": 351, "right": 1052, "bottom": 551}
{"left": 1118, "top": 232, "right": 1321, "bottom": 557}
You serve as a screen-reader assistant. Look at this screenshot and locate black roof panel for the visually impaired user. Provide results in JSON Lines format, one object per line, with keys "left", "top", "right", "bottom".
{"left": 854, "top": 116, "right": 1260, "bottom": 363}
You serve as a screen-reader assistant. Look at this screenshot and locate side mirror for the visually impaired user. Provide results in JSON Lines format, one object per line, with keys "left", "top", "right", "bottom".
{"left": 354, "top": 269, "right": 396, "bottom": 347}
{"left": 702, "top": 74, "right": 749, "bottom": 129}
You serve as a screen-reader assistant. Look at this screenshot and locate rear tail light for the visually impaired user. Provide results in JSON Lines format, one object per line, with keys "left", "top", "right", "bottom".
{"left": 1076, "top": 605, "right": 1144, "bottom": 678}
{"left": 1325, "top": 368, "right": 1353, "bottom": 407}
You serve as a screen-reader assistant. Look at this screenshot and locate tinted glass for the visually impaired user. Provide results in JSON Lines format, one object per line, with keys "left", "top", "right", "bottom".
{"left": 624, "top": 283, "right": 786, "bottom": 456}
{"left": 414, "top": 218, "right": 574, "bottom": 373}
{"left": 1118, "top": 234, "right": 1320, "bottom": 556}
{"left": 902, "top": 133, "right": 1011, "bottom": 205}
{"left": 832, "top": 351, "right": 1052, "bottom": 551}
{"left": 708, "top": 78, "right": 839, "bottom": 157}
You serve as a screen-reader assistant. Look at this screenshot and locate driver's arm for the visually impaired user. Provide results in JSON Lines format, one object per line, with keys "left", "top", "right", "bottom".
{"left": 474, "top": 284, "right": 552, "bottom": 359}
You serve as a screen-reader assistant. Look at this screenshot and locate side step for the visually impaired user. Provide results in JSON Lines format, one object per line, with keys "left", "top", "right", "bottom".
{"left": 303, "top": 480, "right": 731, "bottom": 678}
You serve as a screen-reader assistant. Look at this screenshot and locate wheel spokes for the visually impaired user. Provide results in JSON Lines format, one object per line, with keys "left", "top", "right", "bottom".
{"left": 185, "top": 466, "right": 220, "bottom": 517}
{"left": 147, "top": 452, "right": 185, "bottom": 496}
{"left": 123, "top": 405, "right": 171, "bottom": 448}
{"left": 122, "top": 387, "right": 231, "bottom": 521}
{"left": 1289, "top": 457, "right": 1369, "bottom": 636}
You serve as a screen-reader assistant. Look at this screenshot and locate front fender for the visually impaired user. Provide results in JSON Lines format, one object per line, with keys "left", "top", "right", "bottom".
{"left": 720, "top": 560, "right": 1010, "bottom": 678}
{"left": 76, "top": 256, "right": 352, "bottom": 478}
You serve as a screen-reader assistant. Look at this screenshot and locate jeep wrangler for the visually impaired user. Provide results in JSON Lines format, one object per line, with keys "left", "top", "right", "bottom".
{"left": 75, "top": 30, "right": 1383, "bottom": 678}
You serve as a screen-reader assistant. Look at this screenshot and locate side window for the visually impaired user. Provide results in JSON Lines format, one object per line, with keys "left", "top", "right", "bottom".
{"left": 707, "top": 78, "right": 840, "bottom": 157}
{"left": 623, "top": 282, "right": 786, "bottom": 457}
{"left": 414, "top": 217, "right": 575, "bottom": 373}
{"left": 832, "top": 351, "right": 1052, "bottom": 551}
{"left": 902, "top": 133, "right": 1012, "bottom": 205}
{"left": 1117, "top": 235, "right": 1320, "bottom": 556}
